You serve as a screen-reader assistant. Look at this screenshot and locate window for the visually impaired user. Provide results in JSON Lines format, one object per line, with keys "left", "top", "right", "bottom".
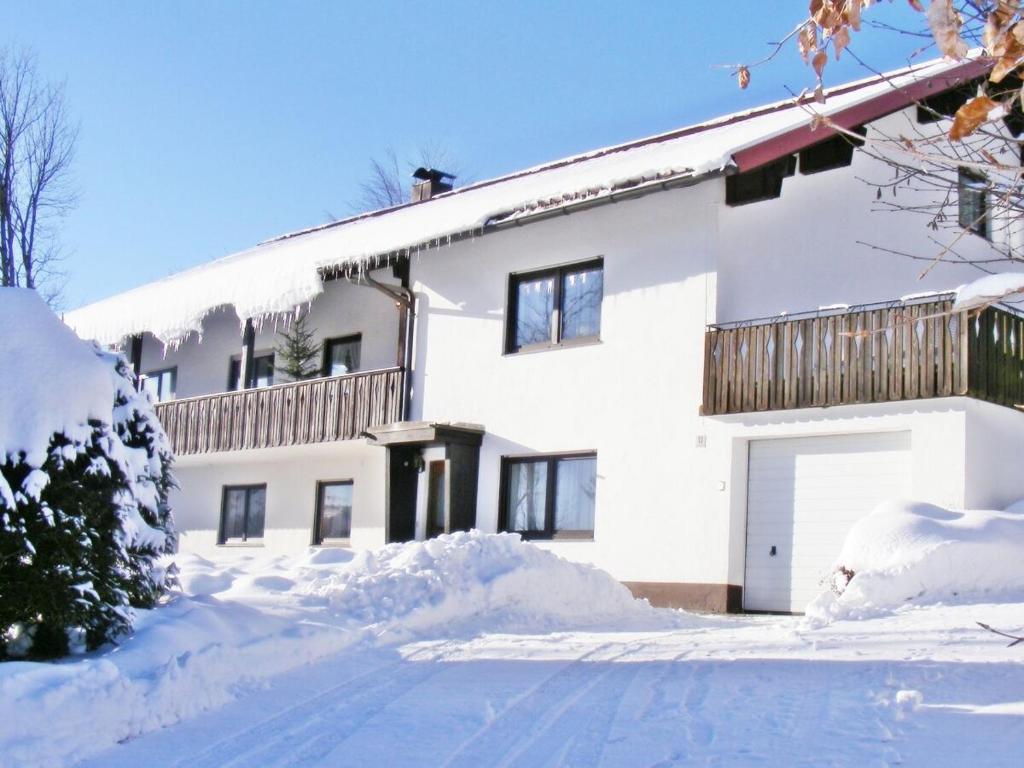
{"left": 142, "top": 367, "right": 176, "bottom": 403}
{"left": 219, "top": 485, "right": 266, "bottom": 543}
{"left": 228, "top": 353, "right": 274, "bottom": 390}
{"left": 916, "top": 81, "right": 979, "bottom": 124}
{"left": 323, "top": 334, "right": 362, "bottom": 377}
{"left": 958, "top": 167, "right": 988, "bottom": 239}
{"left": 506, "top": 259, "right": 603, "bottom": 353}
{"left": 314, "top": 481, "right": 353, "bottom": 544}
{"left": 500, "top": 453, "right": 597, "bottom": 539}
{"left": 725, "top": 155, "right": 796, "bottom": 206}
{"left": 798, "top": 126, "right": 866, "bottom": 175}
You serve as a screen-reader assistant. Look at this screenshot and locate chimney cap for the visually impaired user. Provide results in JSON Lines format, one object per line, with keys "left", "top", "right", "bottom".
{"left": 412, "top": 167, "right": 456, "bottom": 183}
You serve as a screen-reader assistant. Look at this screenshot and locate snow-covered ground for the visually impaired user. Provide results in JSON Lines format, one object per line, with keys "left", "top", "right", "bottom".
{"left": 3, "top": 531, "right": 1023, "bottom": 767}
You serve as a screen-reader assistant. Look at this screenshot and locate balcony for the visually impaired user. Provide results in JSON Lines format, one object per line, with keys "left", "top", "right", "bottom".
{"left": 701, "top": 297, "right": 1024, "bottom": 416}
{"left": 155, "top": 367, "right": 405, "bottom": 456}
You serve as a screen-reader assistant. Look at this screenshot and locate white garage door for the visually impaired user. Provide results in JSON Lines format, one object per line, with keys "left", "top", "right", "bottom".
{"left": 744, "top": 432, "right": 912, "bottom": 613}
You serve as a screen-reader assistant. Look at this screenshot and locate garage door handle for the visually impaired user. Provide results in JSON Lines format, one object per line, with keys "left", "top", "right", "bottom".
{"left": 769, "top": 545, "right": 777, "bottom": 557}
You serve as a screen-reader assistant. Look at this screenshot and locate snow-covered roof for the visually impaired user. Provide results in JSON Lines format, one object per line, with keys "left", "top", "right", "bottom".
{"left": 66, "top": 55, "right": 984, "bottom": 346}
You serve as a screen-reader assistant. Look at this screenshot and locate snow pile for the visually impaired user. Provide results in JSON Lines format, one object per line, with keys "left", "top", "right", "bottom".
{"left": 952, "top": 272, "right": 1024, "bottom": 311}
{"left": 0, "top": 288, "right": 114, "bottom": 468}
{"left": 0, "top": 533, "right": 679, "bottom": 766}
{"left": 806, "top": 499, "right": 1024, "bottom": 623}
{"left": 65, "top": 56, "right": 973, "bottom": 346}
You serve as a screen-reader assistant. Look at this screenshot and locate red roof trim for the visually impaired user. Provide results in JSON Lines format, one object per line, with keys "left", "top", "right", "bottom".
{"left": 732, "top": 59, "right": 991, "bottom": 173}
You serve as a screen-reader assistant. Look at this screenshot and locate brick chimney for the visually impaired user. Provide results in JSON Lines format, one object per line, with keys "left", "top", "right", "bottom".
{"left": 411, "top": 167, "right": 455, "bottom": 202}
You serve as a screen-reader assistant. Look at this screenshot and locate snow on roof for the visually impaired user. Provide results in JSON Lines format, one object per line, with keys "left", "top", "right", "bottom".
{"left": 66, "top": 56, "right": 978, "bottom": 346}
{"left": 0, "top": 288, "right": 115, "bottom": 468}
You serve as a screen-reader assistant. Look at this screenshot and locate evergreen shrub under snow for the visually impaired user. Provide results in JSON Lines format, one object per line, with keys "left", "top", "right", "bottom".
{"left": 0, "top": 289, "right": 177, "bottom": 659}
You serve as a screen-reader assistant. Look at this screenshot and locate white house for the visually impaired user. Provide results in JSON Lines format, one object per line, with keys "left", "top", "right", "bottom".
{"left": 66, "top": 56, "right": 1024, "bottom": 613}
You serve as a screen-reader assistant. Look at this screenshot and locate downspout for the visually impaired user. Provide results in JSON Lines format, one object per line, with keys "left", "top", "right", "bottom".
{"left": 362, "top": 262, "right": 415, "bottom": 421}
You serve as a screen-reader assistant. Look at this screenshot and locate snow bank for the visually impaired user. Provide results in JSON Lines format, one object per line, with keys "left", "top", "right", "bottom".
{"left": 806, "top": 500, "right": 1024, "bottom": 623}
{"left": 1, "top": 532, "right": 680, "bottom": 766}
{"left": 65, "top": 56, "right": 971, "bottom": 346}
{"left": 0, "top": 289, "right": 114, "bottom": 467}
{"left": 952, "top": 272, "right": 1024, "bottom": 311}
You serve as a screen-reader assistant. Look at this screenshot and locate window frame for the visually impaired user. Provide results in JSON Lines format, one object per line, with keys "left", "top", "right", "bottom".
{"left": 958, "top": 166, "right": 989, "bottom": 240}
{"left": 218, "top": 484, "right": 267, "bottom": 545}
{"left": 227, "top": 352, "right": 275, "bottom": 391}
{"left": 142, "top": 366, "right": 177, "bottom": 403}
{"left": 312, "top": 479, "right": 354, "bottom": 546}
{"left": 504, "top": 258, "right": 604, "bottom": 354}
{"left": 498, "top": 451, "right": 597, "bottom": 541}
{"left": 321, "top": 333, "right": 363, "bottom": 378}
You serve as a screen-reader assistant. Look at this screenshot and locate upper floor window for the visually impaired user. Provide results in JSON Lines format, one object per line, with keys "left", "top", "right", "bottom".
{"left": 314, "top": 480, "right": 353, "bottom": 544}
{"left": 323, "top": 334, "right": 362, "bottom": 377}
{"left": 958, "top": 167, "right": 988, "bottom": 239}
{"left": 228, "top": 353, "right": 274, "bottom": 391}
{"left": 506, "top": 259, "right": 603, "bottom": 353}
{"left": 142, "top": 367, "right": 176, "bottom": 403}
{"left": 220, "top": 484, "right": 266, "bottom": 543}
{"left": 500, "top": 453, "right": 597, "bottom": 540}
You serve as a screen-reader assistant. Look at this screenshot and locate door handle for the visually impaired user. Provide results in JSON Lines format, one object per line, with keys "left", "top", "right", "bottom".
{"left": 769, "top": 545, "right": 777, "bottom": 557}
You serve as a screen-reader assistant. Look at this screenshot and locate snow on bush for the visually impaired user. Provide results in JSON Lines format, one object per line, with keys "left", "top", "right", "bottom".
{"left": 1, "top": 532, "right": 680, "bottom": 766}
{"left": 0, "top": 288, "right": 176, "bottom": 658}
{"left": 806, "top": 499, "right": 1024, "bottom": 623}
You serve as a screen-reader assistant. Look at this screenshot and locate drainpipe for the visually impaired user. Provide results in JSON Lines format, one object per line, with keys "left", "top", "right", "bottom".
{"left": 362, "top": 260, "right": 415, "bottom": 421}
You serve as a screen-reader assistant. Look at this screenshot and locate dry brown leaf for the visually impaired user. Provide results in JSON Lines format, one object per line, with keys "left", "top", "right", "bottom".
{"left": 833, "top": 26, "right": 851, "bottom": 59}
{"left": 927, "top": 0, "right": 968, "bottom": 59}
{"left": 814, "top": 82, "right": 826, "bottom": 103}
{"left": 813, "top": 50, "right": 828, "bottom": 78}
{"left": 950, "top": 95, "right": 998, "bottom": 140}
{"left": 907, "top": 0, "right": 925, "bottom": 11}
{"left": 845, "top": 0, "right": 862, "bottom": 31}
{"left": 990, "top": 52, "right": 1022, "bottom": 83}
{"left": 798, "top": 21, "right": 818, "bottom": 62}
{"left": 737, "top": 66, "right": 751, "bottom": 90}
{"left": 985, "top": 13, "right": 1002, "bottom": 51}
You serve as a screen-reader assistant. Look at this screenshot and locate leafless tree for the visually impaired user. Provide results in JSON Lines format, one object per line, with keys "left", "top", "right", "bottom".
{"left": 0, "top": 49, "right": 77, "bottom": 304}
{"left": 351, "top": 143, "right": 463, "bottom": 214}
{"left": 729, "top": 2, "right": 1024, "bottom": 294}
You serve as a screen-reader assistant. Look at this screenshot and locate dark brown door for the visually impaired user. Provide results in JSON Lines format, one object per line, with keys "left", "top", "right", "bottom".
{"left": 426, "top": 460, "right": 447, "bottom": 538}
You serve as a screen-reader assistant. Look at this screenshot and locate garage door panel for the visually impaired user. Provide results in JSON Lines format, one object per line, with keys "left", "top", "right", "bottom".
{"left": 744, "top": 432, "right": 911, "bottom": 613}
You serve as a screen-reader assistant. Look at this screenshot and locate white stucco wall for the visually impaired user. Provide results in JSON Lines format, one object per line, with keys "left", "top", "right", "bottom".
{"left": 715, "top": 107, "right": 1013, "bottom": 323}
{"left": 171, "top": 440, "right": 387, "bottom": 557}
{"left": 963, "top": 398, "right": 1024, "bottom": 510}
{"left": 409, "top": 184, "right": 720, "bottom": 585}
{"left": 138, "top": 274, "right": 403, "bottom": 399}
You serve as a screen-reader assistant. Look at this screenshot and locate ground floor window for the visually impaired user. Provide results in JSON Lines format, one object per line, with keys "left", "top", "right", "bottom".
{"left": 323, "top": 334, "right": 362, "bottom": 377}
{"left": 142, "top": 366, "right": 176, "bottom": 402}
{"left": 220, "top": 484, "right": 266, "bottom": 543}
{"left": 228, "top": 353, "right": 275, "bottom": 390}
{"left": 314, "top": 480, "right": 353, "bottom": 543}
{"left": 500, "top": 453, "right": 597, "bottom": 539}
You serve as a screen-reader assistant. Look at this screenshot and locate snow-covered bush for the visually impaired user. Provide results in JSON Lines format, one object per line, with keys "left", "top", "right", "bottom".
{"left": 0, "top": 289, "right": 176, "bottom": 659}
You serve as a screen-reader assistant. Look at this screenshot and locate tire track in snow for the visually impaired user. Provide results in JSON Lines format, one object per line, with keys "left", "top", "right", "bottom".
{"left": 176, "top": 644, "right": 459, "bottom": 768}
{"left": 441, "top": 642, "right": 643, "bottom": 768}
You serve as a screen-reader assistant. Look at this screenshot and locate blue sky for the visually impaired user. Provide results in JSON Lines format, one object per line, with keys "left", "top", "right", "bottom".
{"left": 7, "top": 1, "right": 926, "bottom": 308}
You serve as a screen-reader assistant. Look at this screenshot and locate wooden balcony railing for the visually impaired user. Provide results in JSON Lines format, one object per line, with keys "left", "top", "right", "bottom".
{"left": 155, "top": 367, "right": 404, "bottom": 455}
{"left": 702, "top": 298, "right": 1024, "bottom": 416}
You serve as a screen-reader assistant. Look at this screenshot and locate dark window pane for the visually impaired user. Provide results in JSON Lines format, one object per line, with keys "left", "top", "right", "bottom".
{"left": 515, "top": 275, "right": 555, "bottom": 348}
{"left": 253, "top": 356, "right": 274, "bottom": 388}
{"left": 246, "top": 487, "right": 266, "bottom": 539}
{"left": 561, "top": 267, "right": 603, "bottom": 340}
{"left": 554, "top": 457, "right": 597, "bottom": 531}
{"left": 318, "top": 483, "right": 352, "bottom": 540}
{"left": 228, "top": 359, "right": 241, "bottom": 391}
{"left": 142, "top": 368, "right": 175, "bottom": 403}
{"left": 327, "top": 338, "right": 361, "bottom": 376}
{"left": 142, "top": 374, "right": 161, "bottom": 402}
{"left": 506, "top": 461, "right": 547, "bottom": 532}
{"left": 958, "top": 168, "right": 987, "bottom": 238}
{"left": 222, "top": 489, "right": 247, "bottom": 539}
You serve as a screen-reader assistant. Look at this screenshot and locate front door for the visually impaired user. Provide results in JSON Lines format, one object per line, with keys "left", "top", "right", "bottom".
{"left": 426, "top": 460, "right": 447, "bottom": 538}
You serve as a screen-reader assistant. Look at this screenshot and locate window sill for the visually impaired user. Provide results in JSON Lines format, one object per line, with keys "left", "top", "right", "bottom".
{"left": 315, "top": 538, "right": 352, "bottom": 548}
{"left": 217, "top": 540, "right": 265, "bottom": 548}
{"left": 504, "top": 338, "right": 602, "bottom": 357}
{"left": 513, "top": 531, "right": 594, "bottom": 542}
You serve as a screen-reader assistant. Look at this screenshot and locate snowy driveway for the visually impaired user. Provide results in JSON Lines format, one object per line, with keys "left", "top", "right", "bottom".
{"left": 82, "top": 606, "right": 1024, "bottom": 768}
